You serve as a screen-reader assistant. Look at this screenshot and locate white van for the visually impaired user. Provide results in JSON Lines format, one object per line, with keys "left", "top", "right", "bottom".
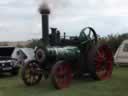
{"left": 114, "top": 40, "right": 128, "bottom": 66}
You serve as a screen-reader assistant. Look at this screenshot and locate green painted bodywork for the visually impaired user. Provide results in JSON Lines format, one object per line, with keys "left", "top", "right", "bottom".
{"left": 46, "top": 46, "right": 80, "bottom": 60}
{"left": 45, "top": 31, "right": 90, "bottom": 60}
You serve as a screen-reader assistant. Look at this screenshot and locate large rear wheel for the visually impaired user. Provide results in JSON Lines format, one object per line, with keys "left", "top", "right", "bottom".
{"left": 87, "top": 44, "right": 113, "bottom": 80}
{"left": 51, "top": 61, "right": 72, "bottom": 89}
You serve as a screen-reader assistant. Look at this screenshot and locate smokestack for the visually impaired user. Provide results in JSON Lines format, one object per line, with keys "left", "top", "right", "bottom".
{"left": 39, "top": 3, "right": 50, "bottom": 45}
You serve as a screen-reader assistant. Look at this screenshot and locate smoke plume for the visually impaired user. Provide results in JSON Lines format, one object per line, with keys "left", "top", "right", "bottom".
{"left": 38, "top": 0, "right": 71, "bottom": 13}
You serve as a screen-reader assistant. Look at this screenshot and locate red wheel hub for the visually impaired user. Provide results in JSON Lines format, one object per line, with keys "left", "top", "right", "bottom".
{"left": 52, "top": 62, "right": 72, "bottom": 89}
{"left": 95, "top": 45, "right": 113, "bottom": 80}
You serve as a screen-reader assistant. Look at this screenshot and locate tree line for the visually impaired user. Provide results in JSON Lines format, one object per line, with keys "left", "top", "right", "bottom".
{"left": 26, "top": 33, "right": 128, "bottom": 54}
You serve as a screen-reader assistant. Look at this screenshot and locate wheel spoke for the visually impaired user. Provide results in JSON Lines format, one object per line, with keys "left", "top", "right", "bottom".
{"left": 52, "top": 62, "right": 72, "bottom": 89}
{"left": 22, "top": 61, "right": 42, "bottom": 86}
{"left": 88, "top": 30, "right": 91, "bottom": 38}
{"left": 95, "top": 45, "right": 113, "bottom": 80}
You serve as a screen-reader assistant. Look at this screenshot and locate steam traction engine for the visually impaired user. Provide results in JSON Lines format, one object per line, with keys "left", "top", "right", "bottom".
{"left": 21, "top": 5, "right": 113, "bottom": 89}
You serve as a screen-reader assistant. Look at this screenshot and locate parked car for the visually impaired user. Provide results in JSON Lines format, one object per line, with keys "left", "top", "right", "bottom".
{"left": 0, "top": 46, "right": 19, "bottom": 75}
{"left": 13, "top": 48, "right": 35, "bottom": 65}
{"left": 114, "top": 40, "right": 128, "bottom": 66}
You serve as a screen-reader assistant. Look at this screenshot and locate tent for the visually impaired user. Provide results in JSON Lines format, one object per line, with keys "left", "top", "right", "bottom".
{"left": 114, "top": 40, "right": 128, "bottom": 66}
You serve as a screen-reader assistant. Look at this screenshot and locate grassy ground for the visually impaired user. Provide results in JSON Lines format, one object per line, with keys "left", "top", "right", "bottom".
{"left": 0, "top": 67, "right": 127, "bottom": 96}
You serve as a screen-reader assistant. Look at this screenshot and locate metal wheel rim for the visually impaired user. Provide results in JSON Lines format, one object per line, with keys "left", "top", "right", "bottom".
{"left": 52, "top": 63, "right": 72, "bottom": 89}
{"left": 24, "top": 62, "right": 41, "bottom": 85}
{"left": 95, "top": 45, "right": 113, "bottom": 80}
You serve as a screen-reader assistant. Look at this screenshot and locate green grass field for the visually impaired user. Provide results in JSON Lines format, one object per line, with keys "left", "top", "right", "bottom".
{"left": 0, "top": 67, "right": 127, "bottom": 96}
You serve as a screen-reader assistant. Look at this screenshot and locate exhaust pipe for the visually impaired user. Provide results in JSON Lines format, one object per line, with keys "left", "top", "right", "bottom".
{"left": 39, "top": 4, "right": 50, "bottom": 45}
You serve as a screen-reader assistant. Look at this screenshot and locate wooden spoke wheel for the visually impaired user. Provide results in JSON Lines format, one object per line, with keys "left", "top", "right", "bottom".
{"left": 51, "top": 61, "right": 72, "bottom": 89}
{"left": 22, "top": 60, "right": 42, "bottom": 86}
{"left": 87, "top": 44, "right": 113, "bottom": 80}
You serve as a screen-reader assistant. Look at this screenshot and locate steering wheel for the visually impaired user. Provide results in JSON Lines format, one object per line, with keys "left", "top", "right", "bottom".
{"left": 79, "top": 27, "right": 98, "bottom": 45}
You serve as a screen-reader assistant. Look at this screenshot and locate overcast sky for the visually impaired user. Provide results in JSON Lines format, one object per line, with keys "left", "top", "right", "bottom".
{"left": 0, "top": 0, "right": 128, "bottom": 41}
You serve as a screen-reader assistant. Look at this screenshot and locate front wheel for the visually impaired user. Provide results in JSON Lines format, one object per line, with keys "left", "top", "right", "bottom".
{"left": 21, "top": 60, "right": 42, "bottom": 86}
{"left": 51, "top": 61, "right": 72, "bottom": 89}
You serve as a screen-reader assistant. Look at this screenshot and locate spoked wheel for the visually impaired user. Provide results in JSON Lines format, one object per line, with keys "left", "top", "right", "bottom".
{"left": 51, "top": 61, "right": 72, "bottom": 89}
{"left": 22, "top": 60, "right": 42, "bottom": 86}
{"left": 87, "top": 44, "right": 113, "bottom": 80}
{"left": 79, "top": 27, "right": 98, "bottom": 45}
{"left": 95, "top": 45, "right": 113, "bottom": 80}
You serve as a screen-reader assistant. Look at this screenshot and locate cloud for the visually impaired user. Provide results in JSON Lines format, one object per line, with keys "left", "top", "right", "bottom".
{"left": 51, "top": 16, "right": 128, "bottom": 36}
{"left": 0, "top": 0, "right": 128, "bottom": 41}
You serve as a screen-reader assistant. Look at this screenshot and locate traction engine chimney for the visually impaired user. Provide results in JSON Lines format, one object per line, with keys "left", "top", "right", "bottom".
{"left": 39, "top": 3, "right": 50, "bottom": 45}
